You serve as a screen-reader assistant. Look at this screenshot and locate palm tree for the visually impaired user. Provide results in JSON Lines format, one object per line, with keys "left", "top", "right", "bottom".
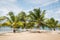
{"left": 5, "top": 12, "right": 20, "bottom": 33}
{"left": 26, "top": 21, "right": 34, "bottom": 29}
{"left": 29, "top": 8, "right": 46, "bottom": 29}
{"left": 46, "top": 18, "right": 58, "bottom": 31}
{"left": 18, "top": 11, "right": 27, "bottom": 29}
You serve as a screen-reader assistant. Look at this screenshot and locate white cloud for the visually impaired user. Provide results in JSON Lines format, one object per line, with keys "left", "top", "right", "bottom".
{"left": 42, "top": 0, "right": 58, "bottom": 6}
{"left": 0, "top": 0, "right": 60, "bottom": 22}
{"left": 24, "top": 0, "right": 59, "bottom": 6}
{"left": 0, "top": 5, "right": 22, "bottom": 16}
{"left": 0, "top": 0, "right": 23, "bottom": 16}
{"left": 0, "top": 0, "right": 17, "bottom": 2}
{"left": 45, "top": 8, "right": 60, "bottom": 21}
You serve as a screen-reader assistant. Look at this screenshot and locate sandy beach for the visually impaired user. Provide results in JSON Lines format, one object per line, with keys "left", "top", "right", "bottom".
{"left": 0, "top": 31, "right": 60, "bottom": 40}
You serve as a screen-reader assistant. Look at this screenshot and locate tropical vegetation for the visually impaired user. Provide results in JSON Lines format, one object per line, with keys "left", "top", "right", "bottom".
{"left": 0, "top": 8, "right": 60, "bottom": 33}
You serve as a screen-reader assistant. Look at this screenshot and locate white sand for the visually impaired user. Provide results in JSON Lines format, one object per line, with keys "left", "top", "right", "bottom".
{"left": 0, "top": 31, "right": 60, "bottom": 40}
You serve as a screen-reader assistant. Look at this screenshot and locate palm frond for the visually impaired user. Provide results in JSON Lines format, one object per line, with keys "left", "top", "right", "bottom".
{"left": 8, "top": 12, "right": 15, "bottom": 22}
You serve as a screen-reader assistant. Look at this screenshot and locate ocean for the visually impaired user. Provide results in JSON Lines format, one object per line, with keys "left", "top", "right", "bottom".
{"left": 0, "top": 26, "right": 60, "bottom": 33}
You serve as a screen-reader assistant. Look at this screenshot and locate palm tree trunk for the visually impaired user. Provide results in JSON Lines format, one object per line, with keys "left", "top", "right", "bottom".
{"left": 24, "top": 20, "right": 26, "bottom": 29}
{"left": 13, "top": 28, "right": 16, "bottom": 33}
{"left": 37, "top": 23, "right": 40, "bottom": 29}
{"left": 53, "top": 28, "right": 55, "bottom": 31}
{"left": 37, "top": 24, "right": 40, "bottom": 30}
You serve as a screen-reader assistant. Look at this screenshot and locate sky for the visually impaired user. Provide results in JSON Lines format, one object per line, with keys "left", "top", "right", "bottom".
{"left": 0, "top": 0, "right": 60, "bottom": 21}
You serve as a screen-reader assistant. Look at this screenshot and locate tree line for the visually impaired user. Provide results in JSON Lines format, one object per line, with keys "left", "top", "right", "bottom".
{"left": 0, "top": 8, "right": 60, "bottom": 33}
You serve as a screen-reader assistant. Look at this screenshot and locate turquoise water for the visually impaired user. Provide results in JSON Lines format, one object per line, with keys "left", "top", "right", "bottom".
{"left": 0, "top": 27, "right": 13, "bottom": 33}
{"left": 0, "top": 26, "right": 60, "bottom": 33}
{"left": 0, "top": 26, "right": 26, "bottom": 33}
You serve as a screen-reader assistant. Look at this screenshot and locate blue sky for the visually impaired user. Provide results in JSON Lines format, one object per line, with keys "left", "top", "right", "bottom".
{"left": 0, "top": 0, "right": 60, "bottom": 21}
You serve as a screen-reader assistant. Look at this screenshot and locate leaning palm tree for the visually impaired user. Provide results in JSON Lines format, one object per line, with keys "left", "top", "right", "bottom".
{"left": 46, "top": 18, "right": 58, "bottom": 31}
{"left": 29, "top": 8, "right": 46, "bottom": 29}
{"left": 5, "top": 12, "right": 21, "bottom": 33}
